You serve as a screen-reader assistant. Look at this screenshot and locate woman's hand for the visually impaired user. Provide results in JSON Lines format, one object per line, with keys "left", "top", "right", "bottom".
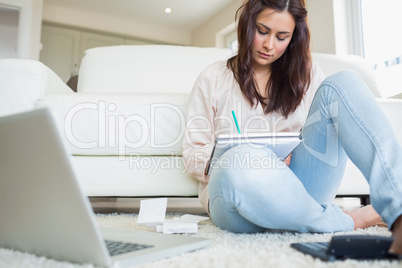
{"left": 284, "top": 153, "right": 292, "bottom": 166}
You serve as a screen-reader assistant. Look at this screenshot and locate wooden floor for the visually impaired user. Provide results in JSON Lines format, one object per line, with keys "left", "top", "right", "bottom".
{"left": 90, "top": 197, "right": 363, "bottom": 214}
{"left": 89, "top": 197, "right": 206, "bottom": 214}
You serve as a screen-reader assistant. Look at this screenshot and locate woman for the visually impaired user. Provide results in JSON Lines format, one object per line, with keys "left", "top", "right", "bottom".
{"left": 182, "top": 0, "right": 402, "bottom": 254}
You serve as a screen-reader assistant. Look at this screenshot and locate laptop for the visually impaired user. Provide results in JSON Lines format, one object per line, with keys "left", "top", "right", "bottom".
{"left": 0, "top": 108, "right": 210, "bottom": 267}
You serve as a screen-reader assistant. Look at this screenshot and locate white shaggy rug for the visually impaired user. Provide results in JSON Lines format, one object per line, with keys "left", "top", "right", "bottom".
{"left": 0, "top": 213, "right": 400, "bottom": 268}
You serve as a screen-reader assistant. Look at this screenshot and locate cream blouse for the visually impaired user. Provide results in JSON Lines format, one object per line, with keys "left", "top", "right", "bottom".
{"left": 182, "top": 60, "right": 325, "bottom": 212}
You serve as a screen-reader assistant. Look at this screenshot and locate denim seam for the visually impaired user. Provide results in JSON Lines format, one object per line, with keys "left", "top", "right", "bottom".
{"left": 321, "top": 80, "right": 400, "bottom": 203}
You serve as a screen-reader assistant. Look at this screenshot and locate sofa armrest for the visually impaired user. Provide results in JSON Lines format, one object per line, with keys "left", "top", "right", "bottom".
{"left": 337, "top": 98, "right": 402, "bottom": 197}
{"left": 377, "top": 98, "right": 402, "bottom": 144}
{"left": 0, "top": 59, "right": 73, "bottom": 117}
{"left": 312, "top": 53, "right": 382, "bottom": 98}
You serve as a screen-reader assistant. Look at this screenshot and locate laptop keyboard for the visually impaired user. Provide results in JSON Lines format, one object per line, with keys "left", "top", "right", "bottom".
{"left": 300, "top": 242, "right": 329, "bottom": 251}
{"left": 105, "top": 240, "right": 154, "bottom": 256}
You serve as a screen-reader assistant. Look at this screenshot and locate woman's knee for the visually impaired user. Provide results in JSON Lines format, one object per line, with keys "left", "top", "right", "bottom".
{"left": 209, "top": 145, "right": 283, "bottom": 195}
{"left": 320, "top": 70, "right": 370, "bottom": 97}
{"left": 208, "top": 160, "right": 247, "bottom": 199}
{"left": 325, "top": 70, "right": 363, "bottom": 85}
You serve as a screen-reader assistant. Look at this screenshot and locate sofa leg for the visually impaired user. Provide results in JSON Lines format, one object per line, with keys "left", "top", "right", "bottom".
{"left": 360, "top": 196, "right": 371, "bottom": 206}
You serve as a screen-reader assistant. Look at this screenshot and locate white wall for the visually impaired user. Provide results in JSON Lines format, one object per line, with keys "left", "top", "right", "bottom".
{"left": 0, "top": 8, "right": 19, "bottom": 59}
{"left": 0, "top": 0, "right": 43, "bottom": 60}
{"left": 42, "top": 4, "right": 190, "bottom": 45}
{"left": 191, "top": 0, "right": 243, "bottom": 48}
{"left": 306, "top": 0, "right": 359, "bottom": 55}
{"left": 305, "top": 0, "right": 336, "bottom": 54}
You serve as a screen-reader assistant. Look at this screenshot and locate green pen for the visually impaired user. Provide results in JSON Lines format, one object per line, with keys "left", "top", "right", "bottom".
{"left": 232, "top": 110, "right": 241, "bottom": 134}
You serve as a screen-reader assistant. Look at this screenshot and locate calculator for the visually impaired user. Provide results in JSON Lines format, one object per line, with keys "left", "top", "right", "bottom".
{"left": 291, "top": 235, "right": 398, "bottom": 261}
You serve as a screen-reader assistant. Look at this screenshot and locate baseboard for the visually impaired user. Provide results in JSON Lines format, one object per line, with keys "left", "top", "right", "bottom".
{"left": 89, "top": 196, "right": 365, "bottom": 215}
{"left": 89, "top": 197, "right": 206, "bottom": 214}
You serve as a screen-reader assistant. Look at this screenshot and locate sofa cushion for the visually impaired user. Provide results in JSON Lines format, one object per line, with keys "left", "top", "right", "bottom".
{"left": 312, "top": 53, "right": 381, "bottom": 97}
{"left": 73, "top": 156, "right": 198, "bottom": 196}
{"left": 77, "top": 45, "right": 233, "bottom": 94}
{"left": 36, "top": 93, "right": 189, "bottom": 156}
{"left": 0, "top": 59, "right": 73, "bottom": 117}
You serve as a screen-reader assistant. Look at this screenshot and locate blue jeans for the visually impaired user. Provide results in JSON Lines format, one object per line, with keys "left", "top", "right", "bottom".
{"left": 208, "top": 71, "right": 402, "bottom": 233}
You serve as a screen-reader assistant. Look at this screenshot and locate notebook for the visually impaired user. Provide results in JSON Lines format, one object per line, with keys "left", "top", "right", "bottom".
{"left": 206, "top": 132, "right": 302, "bottom": 174}
{"left": 0, "top": 108, "right": 210, "bottom": 267}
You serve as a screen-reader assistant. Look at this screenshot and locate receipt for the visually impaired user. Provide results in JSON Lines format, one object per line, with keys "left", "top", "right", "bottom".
{"left": 156, "top": 214, "right": 210, "bottom": 234}
{"left": 136, "top": 198, "right": 210, "bottom": 233}
{"left": 160, "top": 221, "right": 198, "bottom": 234}
{"left": 172, "top": 214, "right": 210, "bottom": 222}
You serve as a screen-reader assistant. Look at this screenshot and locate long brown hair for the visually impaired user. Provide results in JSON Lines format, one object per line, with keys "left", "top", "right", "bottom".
{"left": 227, "top": 0, "right": 312, "bottom": 118}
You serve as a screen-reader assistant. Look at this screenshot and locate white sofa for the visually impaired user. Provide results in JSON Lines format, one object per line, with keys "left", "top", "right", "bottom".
{"left": 1, "top": 45, "right": 401, "bottom": 209}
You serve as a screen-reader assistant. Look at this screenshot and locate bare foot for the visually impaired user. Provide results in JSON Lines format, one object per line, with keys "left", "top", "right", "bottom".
{"left": 343, "top": 205, "right": 387, "bottom": 229}
{"left": 389, "top": 215, "right": 402, "bottom": 255}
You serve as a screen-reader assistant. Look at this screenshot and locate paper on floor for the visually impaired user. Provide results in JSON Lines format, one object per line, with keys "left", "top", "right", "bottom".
{"left": 156, "top": 214, "right": 210, "bottom": 234}
{"left": 136, "top": 198, "right": 210, "bottom": 234}
{"left": 136, "top": 198, "right": 167, "bottom": 227}
{"left": 157, "top": 221, "right": 199, "bottom": 234}
{"left": 172, "top": 214, "right": 210, "bottom": 222}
